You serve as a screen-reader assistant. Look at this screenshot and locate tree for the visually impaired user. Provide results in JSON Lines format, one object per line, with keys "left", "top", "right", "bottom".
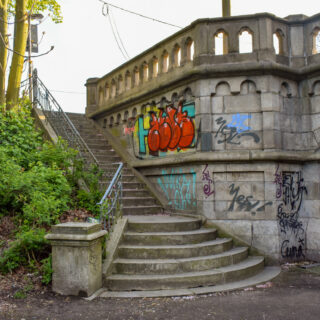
{"left": 0, "top": 0, "right": 62, "bottom": 109}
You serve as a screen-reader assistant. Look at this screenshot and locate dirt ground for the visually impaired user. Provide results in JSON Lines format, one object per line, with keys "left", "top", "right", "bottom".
{"left": 1, "top": 264, "right": 320, "bottom": 320}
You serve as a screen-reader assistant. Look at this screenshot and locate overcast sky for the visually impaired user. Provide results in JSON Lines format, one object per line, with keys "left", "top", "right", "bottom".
{"left": 26, "top": 0, "right": 320, "bottom": 113}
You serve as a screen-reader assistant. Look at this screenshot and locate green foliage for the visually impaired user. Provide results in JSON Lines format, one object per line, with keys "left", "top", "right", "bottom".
{"left": 0, "top": 103, "right": 101, "bottom": 278}
{"left": 40, "top": 255, "right": 52, "bottom": 285}
{"left": 0, "top": 228, "right": 48, "bottom": 273}
{"left": 8, "top": 0, "right": 62, "bottom": 23}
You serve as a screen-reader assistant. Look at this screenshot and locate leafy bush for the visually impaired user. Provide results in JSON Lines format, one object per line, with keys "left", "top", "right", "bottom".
{"left": 0, "top": 103, "right": 101, "bottom": 280}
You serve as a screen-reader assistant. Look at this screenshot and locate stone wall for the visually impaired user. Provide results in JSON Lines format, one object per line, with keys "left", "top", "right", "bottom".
{"left": 86, "top": 12, "right": 320, "bottom": 262}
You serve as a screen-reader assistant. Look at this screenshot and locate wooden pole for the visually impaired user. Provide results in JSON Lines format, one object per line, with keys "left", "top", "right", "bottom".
{"left": 222, "top": 0, "right": 231, "bottom": 17}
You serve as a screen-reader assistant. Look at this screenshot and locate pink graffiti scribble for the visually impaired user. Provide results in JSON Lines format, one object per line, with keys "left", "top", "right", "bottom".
{"left": 124, "top": 127, "right": 135, "bottom": 135}
{"left": 202, "top": 164, "right": 214, "bottom": 198}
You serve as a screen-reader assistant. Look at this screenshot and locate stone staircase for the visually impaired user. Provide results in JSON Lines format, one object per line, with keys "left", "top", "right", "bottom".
{"left": 66, "top": 112, "right": 163, "bottom": 216}
{"left": 65, "top": 113, "right": 280, "bottom": 296}
{"left": 104, "top": 215, "right": 268, "bottom": 292}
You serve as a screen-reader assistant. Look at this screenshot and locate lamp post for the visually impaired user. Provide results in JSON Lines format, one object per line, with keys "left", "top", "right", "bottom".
{"left": 27, "top": 13, "right": 43, "bottom": 102}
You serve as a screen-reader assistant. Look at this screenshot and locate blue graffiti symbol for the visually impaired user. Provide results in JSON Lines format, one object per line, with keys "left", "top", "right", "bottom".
{"left": 226, "top": 114, "right": 251, "bottom": 133}
{"left": 157, "top": 168, "right": 196, "bottom": 210}
{"left": 138, "top": 116, "right": 148, "bottom": 154}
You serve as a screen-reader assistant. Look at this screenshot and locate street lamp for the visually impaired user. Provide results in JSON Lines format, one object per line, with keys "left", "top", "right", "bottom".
{"left": 27, "top": 13, "right": 43, "bottom": 102}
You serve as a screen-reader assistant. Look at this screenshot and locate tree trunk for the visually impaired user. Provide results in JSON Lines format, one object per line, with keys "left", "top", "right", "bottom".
{"left": 0, "top": 0, "right": 8, "bottom": 105}
{"left": 6, "top": 0, "right": 28, "bottom": 109}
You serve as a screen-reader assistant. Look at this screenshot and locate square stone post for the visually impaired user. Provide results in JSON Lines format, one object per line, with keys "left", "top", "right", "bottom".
{"left": 45, "top": 222, "right": 107, "bottom": 297}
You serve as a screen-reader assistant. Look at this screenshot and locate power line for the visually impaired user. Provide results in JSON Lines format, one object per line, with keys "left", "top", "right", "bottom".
{"left": 98, "top": 0, "right": 183, "bottom": 29}
{"left": 102, "top": 4, "right": 130, "bottom": 60}
{"left": 109, "top": 7, "right": 130, "bottom": 59}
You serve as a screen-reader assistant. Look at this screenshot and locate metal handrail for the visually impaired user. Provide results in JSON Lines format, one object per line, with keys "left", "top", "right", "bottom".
{"left": 98, "top": 162, "right": 123, "bottom": 230}
{"left": 32, "top": 70, "right": 99, "bottom": 169}
{"left": 25, "top": 72, "right": 123, "bottom": 231}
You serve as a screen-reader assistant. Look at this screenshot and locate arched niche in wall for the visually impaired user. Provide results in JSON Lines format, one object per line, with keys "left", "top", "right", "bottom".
{"left": 214, "top": 30, "right": 228, "bottom": 55}
{"left": 109, "top": 116, "right": 114, "bottom": 127}
{"left": 273, "top": 30, "right": 284, "bottom": 55}
{"left": 133, "top": 67, "right": 140, "bottom": 87}
{"left": 124, "top": 110, "right": 129, "bottom": 122}
{"left": 215, "top": 81, "right": 231, "bottom": 96}
{"left": 239, "top": 27, "right": 253, "bottom": 54}
{"left": 240, "top": 80, "right": 257, "bottom": 95}
{"left": 173, "top": 44, "right": 181, "bottom": 67}
{"left": 116, "top": 113, "right": 121, "bottom": 125}
{"left": 132, "top": 107, "right": 137, "bottom": 118}
{"left": 98, "top": 86, "right": 104, "bottom": 105}
{"left": 185, "top": 37, "right": 194, "bottom": 61}
{"left": 105, "top": 83, "right": 110, "bottom": 101}
{"left": 312, "top": 80, "right": 320, "bottom": 96}
{"left": 118, "top": 75, "right": 124, "bottom": 94}
{"left": 183, "top": 87, "right": 193, "bottom": 102}
{"left": 152, "top": 57, "right": 159, "bottom": 78}
{"left": 280, "top": 82, "right": 292, "bottom": 98}
{"left": 312, "top": 27, "right": 320, "bottom": 55}
{"left": 142, "top": 62, "right": 149, "bottom": 82}
{"left": 125, "top": 71, "right": 131, "bottom": 90}
{"left": 103, "top": 118, "right": 107, "bottom": 128}
{"left": 111, "top": 79, "right": 116, "bottom": 98}
{"left": 162, "top": 50, "right": 169, "bottom": 73}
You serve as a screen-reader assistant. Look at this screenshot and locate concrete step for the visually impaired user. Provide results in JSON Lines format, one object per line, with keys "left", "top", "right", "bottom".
{"left": 113, "top": 247, "right": 248, "bottom": 275}
{"left": 127, "top": 215, "right": 201, "bottom": 232}
{"left": 122, "top": 205, "right": 163, "bottom": 215}
{"left": 123, "top": 197, "right": 158, "bottom": 206}
{"left": 123, "top": 228, "right": 217, "bottom": 246}
{"left": 122, "top": 189, "right": 150, "bottom": 197}
{"left": 105, "top": 256, "right": 264, "bottom": 291}
{"left": 95, "top": 154, "right": 121, "bottom": 161}
{"left": 118, "top": 238, "right": 233, "bottom": 259}
{"left": 122, "top": 182, "right": 145, "bottom": 189}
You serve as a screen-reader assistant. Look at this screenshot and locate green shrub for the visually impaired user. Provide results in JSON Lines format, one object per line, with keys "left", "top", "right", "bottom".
{"left": 0, "top": 102, "right": 102, "bottom": 276}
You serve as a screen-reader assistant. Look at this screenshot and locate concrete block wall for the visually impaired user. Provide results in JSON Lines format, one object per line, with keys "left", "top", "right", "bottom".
{"left": 140, "top": 161, "right": 320, "bottom": 262}
{"left": 86, "top": 12, "right": 320, "bottom": 263}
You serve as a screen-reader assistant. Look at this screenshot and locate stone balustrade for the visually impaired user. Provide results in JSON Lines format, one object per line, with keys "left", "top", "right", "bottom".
{"left": 86, "top": 12, "right": 320, "bottom": 117}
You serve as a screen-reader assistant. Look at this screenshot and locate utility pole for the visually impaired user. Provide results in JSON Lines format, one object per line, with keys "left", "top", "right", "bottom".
{"left": 222, "top": 0, "right": 231, "bottom": 17}
{"left": 222, "top": 0, "right": 231, "bottom": 54}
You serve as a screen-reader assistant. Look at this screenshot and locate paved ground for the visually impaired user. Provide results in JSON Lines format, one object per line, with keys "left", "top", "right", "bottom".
{"left": 1, "top": 265, "right": 320, "bottom": 320}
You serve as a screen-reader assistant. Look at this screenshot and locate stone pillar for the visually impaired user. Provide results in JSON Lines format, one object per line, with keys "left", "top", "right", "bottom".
{"left": 85, "top": 77, "right": 99, "bottom": 116}
{"left": 45, "top": 222, "right": 107, "bottom": 297}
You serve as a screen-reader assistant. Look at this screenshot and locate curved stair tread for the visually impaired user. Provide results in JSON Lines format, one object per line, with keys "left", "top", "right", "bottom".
{"left": 107, "top": 256, "right": 264, "bottom": 280}
{"left": 125, "top": 228, "right": 216, "bottom": 237}
{"left": 127, "top": 215, "right": 200, "bottom": 223}
{"left": 119, "top": 238, "right": 232, "bottom": 250}
{"left": 97, "top": 267, "right": 281, "bottom": 299}
{"left": 114, "top": 247, "right": 248, "bottom": 264}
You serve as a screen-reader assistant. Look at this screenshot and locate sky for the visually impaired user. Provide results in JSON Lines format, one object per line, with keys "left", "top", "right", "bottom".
{"left": 22, "top": 0, "right": 320, "bottom": 113}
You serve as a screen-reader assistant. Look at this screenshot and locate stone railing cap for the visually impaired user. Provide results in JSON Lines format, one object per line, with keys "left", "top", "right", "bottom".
{"left": 51, "top": 222, "right": 102, "bottom": 235}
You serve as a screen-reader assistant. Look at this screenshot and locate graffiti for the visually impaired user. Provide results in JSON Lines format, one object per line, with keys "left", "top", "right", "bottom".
{"left": 202, "top": 164, "right": 214, "bottom": 198}
{"left": 215, "top": 115, "right": 260, "bottom": 145}
{"left": 134, "top": 101, "right": 196, "bottom": 157}
{"left": 275, "top": 170, "right": 308, "bottom": 260}
{"left": 228, "top": 183, "right": 272, "bottom": 213}
{"left": 274, "top": 164, "right": 282, "bottom": 199}
{"left": 124, "top": 117, "right": 136, "bottom": 135}
{"left": 157, "top": 168, "right": 196, "bottom": 210}
{"left": 227, "top": 114, "right": 251, "bottom": 133}
{"left": 124, "top": 127, "right": 135, "bottom": 135}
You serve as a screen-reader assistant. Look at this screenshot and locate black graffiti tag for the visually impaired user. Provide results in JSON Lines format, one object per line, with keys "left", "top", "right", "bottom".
{"left": 215, "top": 117, "right": 260, "bottom": 145}
{"left": 275, "top": 170, "right": 308, "bottom": 260}
{"left": 228, "top": 184, "right": 272, "bottom": 213}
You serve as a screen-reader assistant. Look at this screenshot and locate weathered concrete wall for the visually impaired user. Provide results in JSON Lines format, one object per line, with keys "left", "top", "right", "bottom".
{"left": 86, "top": 12, "right": 320, "bottom": 262}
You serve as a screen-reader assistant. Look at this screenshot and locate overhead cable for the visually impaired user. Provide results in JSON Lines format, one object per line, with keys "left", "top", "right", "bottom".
{"left": 102, "top": 3, "right": 129, "bottom": 60}
{"left": 98, "top": 0, "right": 183, "bottom": 29}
